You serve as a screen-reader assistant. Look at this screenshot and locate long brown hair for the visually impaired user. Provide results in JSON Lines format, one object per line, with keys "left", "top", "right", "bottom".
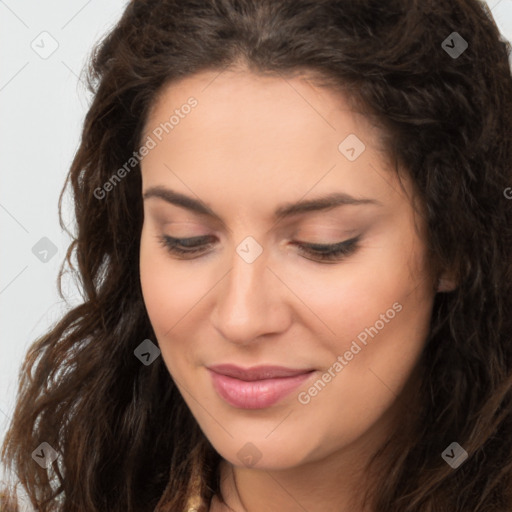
{"left": 2, "top": 0, "right": 512, "bottom": 510}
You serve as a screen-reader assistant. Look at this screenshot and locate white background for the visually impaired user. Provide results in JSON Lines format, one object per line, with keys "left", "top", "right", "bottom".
{"left": 1, "top": 0, "right": 511, "bottom": 493}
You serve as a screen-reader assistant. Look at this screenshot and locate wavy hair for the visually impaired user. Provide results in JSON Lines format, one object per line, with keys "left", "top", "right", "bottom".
{"left": 2, "top": 0, "right": 512, "bottom": 510}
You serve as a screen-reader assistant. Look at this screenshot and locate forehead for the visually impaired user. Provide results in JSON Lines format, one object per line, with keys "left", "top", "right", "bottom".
{"left": 140, "top": 70, "right": 405, "bottom": 219}
{"left": 143, "top": 69, "right": 384, "bottom": 150}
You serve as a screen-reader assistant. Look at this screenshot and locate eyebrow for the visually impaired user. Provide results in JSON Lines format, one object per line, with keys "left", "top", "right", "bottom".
{"left": 142, "top": 186, "right": 382, "bottom": 222}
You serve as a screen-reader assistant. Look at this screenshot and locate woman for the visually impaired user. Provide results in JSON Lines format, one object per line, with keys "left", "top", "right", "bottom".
{"left": 2, "top": 0, "right": 512, "bottom": 510}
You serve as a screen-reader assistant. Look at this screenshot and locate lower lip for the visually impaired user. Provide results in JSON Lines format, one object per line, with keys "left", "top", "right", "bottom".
{"left": 208, "top": 369, "right": 315, "bottom": 409}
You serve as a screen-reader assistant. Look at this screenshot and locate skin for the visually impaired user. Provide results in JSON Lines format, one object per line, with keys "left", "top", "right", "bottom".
{"left": 139, "top": 68, "right": 455, "bottom": 511}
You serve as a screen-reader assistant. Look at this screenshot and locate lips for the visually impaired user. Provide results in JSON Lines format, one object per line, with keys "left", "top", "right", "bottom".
{"left": 207, "top": 364, "right": 316, "bottom": 409}
{"left": 208, "top": 364, "right": 314, "bottom": 381}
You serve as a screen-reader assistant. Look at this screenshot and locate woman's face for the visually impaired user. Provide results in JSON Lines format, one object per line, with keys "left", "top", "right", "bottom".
{"left": 139, "top": 69, "right": 437, "bottom": 471}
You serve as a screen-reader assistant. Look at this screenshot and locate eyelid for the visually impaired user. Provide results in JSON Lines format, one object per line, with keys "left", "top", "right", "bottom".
{"left": 293, "top": 237, "right": 358, "bottom": 250}
{"left": 157, "top": 234, "right": 361, "bottom": 263}
{"left": 291, "top": 236, "right": 360, "bottom": 262}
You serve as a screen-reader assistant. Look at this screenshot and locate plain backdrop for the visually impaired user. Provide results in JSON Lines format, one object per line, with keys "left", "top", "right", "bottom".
{"left": 1, "top": 0, "right": 511, "bottom": 487}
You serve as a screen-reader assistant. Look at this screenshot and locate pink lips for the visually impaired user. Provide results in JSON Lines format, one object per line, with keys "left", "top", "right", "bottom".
{"left": 208, "top": 364, "right": 315, "bottom": 409}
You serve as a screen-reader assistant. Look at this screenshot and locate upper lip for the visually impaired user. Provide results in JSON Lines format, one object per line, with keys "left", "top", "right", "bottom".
{"left": 208, "top": 364, "right": 314, "bottom": 381}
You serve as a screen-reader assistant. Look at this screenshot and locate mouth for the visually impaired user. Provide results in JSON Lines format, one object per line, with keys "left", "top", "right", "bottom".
{"left": 207, "top": 364, "right": 316, "bottom": 409}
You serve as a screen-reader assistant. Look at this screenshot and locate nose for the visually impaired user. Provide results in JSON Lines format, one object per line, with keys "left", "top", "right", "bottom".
{"left": 211, "top": 243, "right": 291, "bottom": 345}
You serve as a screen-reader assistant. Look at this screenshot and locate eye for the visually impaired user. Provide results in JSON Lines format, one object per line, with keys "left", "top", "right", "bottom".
{"left": 157, "top": 234, "right": 361, "bottom": 263}
{"left": 291, "top": 236, "right": 360, "bottom": 263}
{"left": 157, "top": 235, "right": 215, "bottom": 257}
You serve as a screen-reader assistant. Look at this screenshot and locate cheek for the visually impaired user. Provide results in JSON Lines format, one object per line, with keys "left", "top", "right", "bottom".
{"left": 287, "top": 256, "right": 433, "bottom": 448}
{"left": 283, "top": 228, "right": 434, "bottom": 378}
{"left": 139, "top": 228, "right": 204, "bottom": 350}
{"left": 280, "top": 249, "right": 421, "bottom": 344}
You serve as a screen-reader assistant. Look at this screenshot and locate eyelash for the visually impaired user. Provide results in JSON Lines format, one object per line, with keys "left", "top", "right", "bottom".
{"left": 157, "top": 234, "right": 360, "bottom": 263}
